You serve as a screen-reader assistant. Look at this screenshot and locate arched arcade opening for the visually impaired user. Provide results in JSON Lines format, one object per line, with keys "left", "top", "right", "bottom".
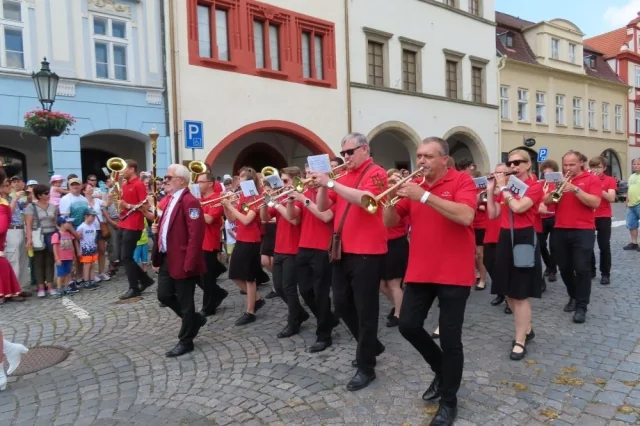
{"left": 444, "top": 127, "right": 490, "bottom": 173}
{"left": 601, "top": 149, "right": 623, "bottom": 180}
{"left": 367, "top": 122, "right": 420, "bottom": 172}
{"left": 0, "top": 125, "right": 49, "bottom": 183}
{"left": 80, "top": 129, "right": 149, "bottom": 181}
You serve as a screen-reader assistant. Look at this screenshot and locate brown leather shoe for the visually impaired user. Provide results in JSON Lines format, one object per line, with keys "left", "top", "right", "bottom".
{"left": 19, "top": 291, "right": 33, "bottom": 297}
{"left": 9, "top": 296, "right": 25, "bottom": 302}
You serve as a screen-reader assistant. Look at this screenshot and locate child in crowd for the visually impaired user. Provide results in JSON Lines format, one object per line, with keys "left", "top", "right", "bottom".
{"left": 49, "top": 175, "right": 68, "bottom": 207}
{"left": 134, "top": 219, "right": 150, "bottom": 273}
{"left": 52, "top": 216, "right": 77, "bottom": 298}
{"left": 75, "top": 209, "right": 99, "bottom": 290}
{"left": 224, "top": 218, "right": 236, "bottom": 264}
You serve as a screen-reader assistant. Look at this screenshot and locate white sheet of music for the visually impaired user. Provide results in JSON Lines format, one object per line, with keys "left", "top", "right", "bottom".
{"left": 265, "top": 174, "right": 284, "bottom": 189}
{"left": 544, "top": 172, "right": 563, "bottom": 183}
{"left": 473, "top": 176, "right": 488, "bottom": 189}
{"left": 240, "top": 180, "right": 259, "bottom": 197}
{"left": 507, "top": 175, "right": 529, "bottom": 197}
{"left": 307, "top": 154, "right": 331, "bottom": 173}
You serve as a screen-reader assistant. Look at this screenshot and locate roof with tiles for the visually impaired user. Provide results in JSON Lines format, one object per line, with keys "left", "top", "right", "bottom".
{"left": 584, "top": 28, "right": 628, "bottom": 59}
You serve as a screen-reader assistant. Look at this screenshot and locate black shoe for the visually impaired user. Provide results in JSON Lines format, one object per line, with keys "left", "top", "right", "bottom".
{"left": 573, "top": 309, "right": 586, "bottom": 324}
{"left": 308, "top": 339, "right": 332, "bottom": 353}
{"left": 158, "top": 302, "right": 167, "bottom": 307}
{"left": 346, "top": 370, "right": 375, "bottom": 391}
{"left": 422, "top": 375, "right": 441, "bottom": 401}
{"left": 510, "top": 342, "right": 526, "bottom": 361}
{"left": 491, "top": 295, "right": 505, "bottom": 306}
{"left": 600, "top": 275, "right": 610, "bottom": 285}
{"left": 541, "top": 281, "right": 547, "bottom": 293}
{"left": 298, "top": 310, "right": 310, "bottom": 325}
{"left": 165, "top": 343, "right": 194, "bottom": 357}
{"left": 199, "top": 309, "right": 215, "bottom": 318}
{"left": 504, "top": 305, "right": 512, "bottom": 314}
{"left": 277, "top": 324, "right": 300, "bottom": 338}
{"left": 387, "top": 307, "right": 395, "bottom": 320}
{"left": 212, "top": 289, "right": 229, "bottom": 310}
{"left": 564, "top": 298, "right": 576, "bottom": 312}
{"left": 139, "top": 278, "right": 155, "bottom": 293}
{"left": 235, "top": 312, "right": 256, "bottom": 325}
{"left": 386, "top": 316, "right": 399, "bottom": 328}
{"left": 119, "top": 289, "right": 140, "bottom": 300}
{"left": 591, "top": 270, "right": 597, "bottom": 279}
{"left": 351, "top": 342, "right": 385, "bottom": 367}
{"left": 623, "top": 243, "right": 639, "bottom": 250}
{"left": 265, "top": 290, "right": 278, "bottom": 299}
{"left": 548, "top": 272, "right": 557, "bottom": 282}
{"left": 543, "top": 268, "right": 550, "bottom": 277}
{"left": 255, "top": 298, "right": 266, "bottom": 312}
{"left": 430, "top": 404, "right": 457, "bottom": 426}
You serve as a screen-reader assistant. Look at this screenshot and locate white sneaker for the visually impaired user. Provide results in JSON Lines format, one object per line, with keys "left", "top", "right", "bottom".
{"left": 99, "top": 273, "right": 111, "bottom": 281}
{"left": 49, "top": 288, "right": 57, "bottom": 296}
{"left": 37, "top": 289, "right": 46, "bottom": 298}
{"left": 0, "top": 366, "right": 6, "bottom": 391}
{"left": 3, "top": 340, "right": 28, "bottom": 375}
{"left": 93, "top": 275, "right": 102, "bottom": 283}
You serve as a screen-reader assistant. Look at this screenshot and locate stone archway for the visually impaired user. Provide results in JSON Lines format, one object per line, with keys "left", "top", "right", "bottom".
{"left": 367, "top": 121, "right": 421, "bottom": 171}
{"left": 443, "top": 126, "right": 490, "bottom": 173}
{"left": 601, "top": 149, "right": 623, "bottom": 180}
{"left": 0, "top": 125, "right": 48, "bottom": 183}
{"left": 233, "top": 142, "right": 287, "bottom": 175}
{"left": 80, "top": 129, "right": 150, "bottom": 180}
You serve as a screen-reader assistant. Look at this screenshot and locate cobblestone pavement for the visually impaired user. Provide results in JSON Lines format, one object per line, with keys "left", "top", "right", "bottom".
{"left": 1, "top": 204, "right": 640, "bottom": 426}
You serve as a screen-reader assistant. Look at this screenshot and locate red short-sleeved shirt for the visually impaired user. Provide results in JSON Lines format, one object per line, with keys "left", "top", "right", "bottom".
{"left": 202, "top": 192, "right": 224, "bottom": 251}
{"left": 328, "top": 158, "right": 387, "bottom": 255}
{"left": 473, "top": 204, "right": 487, "bottom": 230}
{"left": 119, "top": 177, "right": 147, "bottom": 230}
{"left": 235, "top": 195, "right": 261, "bottom": 243}
{"left": 387, "top": 215, "right": 409, "bottom": 239}
{"left": 483, "top": 215, "right": 501, "bottom": 244}
{"left": 498, "top": 176, "right": 543, "bottom": 229}
{"left": 268, "top": 205, "right": 301, "bottom": 255}
{"left": 299, "top": 188, "right": 334, "bottom": 250}
{"left": 594, "top": 175, "right": 617, "bottom": 218}
{"left": 395, "top": 168, "right": 477, "bottom": 286}
{"left": 554, "top": 171, "right": 602, "bottom": 229}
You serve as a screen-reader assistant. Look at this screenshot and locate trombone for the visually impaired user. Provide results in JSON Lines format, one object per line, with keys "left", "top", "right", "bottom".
{"left": 289, "top": 163, "right": 350, "bottom": 193}
{"left": 550, "top": 171, "right": 572, "bottom": 203}
{"left": 329, "top": 163, "right": 349, "bottom": 180}
{"left": 360, "top": 167, "right": 425, "bottom": 214}
{"left": 201, "top": 190, "right": 240, "bottom": 207}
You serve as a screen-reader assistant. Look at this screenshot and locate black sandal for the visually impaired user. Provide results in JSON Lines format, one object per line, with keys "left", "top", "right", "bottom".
{"left": 510, "top": 342, "right": 526, "bottom": 361}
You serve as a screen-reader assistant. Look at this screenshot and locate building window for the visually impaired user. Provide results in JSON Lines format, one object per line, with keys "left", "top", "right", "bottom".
{"left": 556, "top": 94, "right": 565, "bottom": 125}
{"left": 402, "top": 50, "right": 417, "bottom": 92}
{"left": 517, "top": 89, "right": 529, "bottom": 122}
{"left": 635, "top": 110, "right": 640, "bottom": 135}
{"left": 535, "top": 92, "right": 546, "bottom": 123}
{"left": 569, "top": 43, "right": 576, "bottom": 63}
{"left": 506, "top": 33, "right": 513, "bottom": 48}
{"left": 500, "top": 86, "right": 510, "bottom": 120}
{"left": 573, "top": 97, "right": 582, "bottom": 127}
{"left": 635, "top": 66, "right": 640, "bottom": 88}
{"left": 551, "top": 38, "right": 559, "bottom": 59}
{"left": 253, "top": 20, "right": 280, "bottom": 71}
{"left": 471, "top": 66, "right": 483, "bottom": 103}
{"left": 443, "top": 0, "right": 455, "bottom": 6}
{"left": 446, "top": 60, "right": 459, "bottom": 99}
{"left": 615, "top": 105, "right": 623, "bottom": 132}
{"left": 0, "top": 0, "right": 24, "bottom": 69}
{"left": 602, "top": 103, "right": 610, "bottom": 131}
{"left": 92, "top": 15, "right": 129, "bottom": 81}
{"left": 197, "top": 5, "right": 229, "bottom": 61}
{"left": 588, "top": 100, "right": 596, "bottom": 129}
{"left": 468, "top": 0, "right": 480, "bottom": 16}
{"left": 367, "top": 41, "right": 384, "bottom": 86}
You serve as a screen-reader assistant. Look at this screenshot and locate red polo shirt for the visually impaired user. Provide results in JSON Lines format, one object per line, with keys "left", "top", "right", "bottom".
{"left": 328, "top": 158, "right": 387, "bottom": 255}
{"left": 483, "top": 215, "right": 501, "bottom": 244}
{"left": 119, "top": 176, "right": 147, "bottom": 230}
{"left": 499, "top": 176, "right": 543, "bottom": 229}
{"left": 202, "top": 192, "right": 224, "bottom": 251}
{"left": 299, "top": 188, "right": 334, "bottom": 250}
{"left": 235, "top": 195, "right": 261, "bottom": 243}
{"left": 473, "top": 204, "right": 487, "bottom": 230}
{"left": 395, "top": 168, "right": 477, "bottom": 286}
{"left": 267, "top": 205, "right": 301, "bottom": 255}
{"left": 594, "top": 174, "right": 617, "bottom": 218}
{"left": 554, "top": 171, "right": 602, "bottom": 229}
{"left": 541, "top": 182, "right": 556, "bottom": 218}
{"left": 387, "top": 215, "right": 409, "bottom": 239}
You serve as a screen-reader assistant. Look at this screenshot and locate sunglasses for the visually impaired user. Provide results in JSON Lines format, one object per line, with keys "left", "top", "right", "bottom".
{"left": 506, "top": 159, "right": 528, "bottom": 167}
{"left": 163, "top": 176, "right": 176, "bottom": 181}
{"left": 339, "top": 145, "right": 364, "bottom": 157}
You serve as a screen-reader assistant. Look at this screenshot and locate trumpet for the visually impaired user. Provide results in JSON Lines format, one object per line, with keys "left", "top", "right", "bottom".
{"left": 329, "top": 163, "right": 349, "bottom": 180}
{"left": 384, "top": 173, "right": 426, "bottom": 208}
{"left": 550, "top": 171, "right": 572, "bottom": 203}
{"left": 478, "top": 171, "right": 518, "bottom": 203}
{"left": 241, "top": 196, "right": 267, "bottom": 212}
{"left": 360, "top": 167, "right": 425, "bottom": 214}
{"left": 201, "top": 191, "right": 240, "bottom": 207}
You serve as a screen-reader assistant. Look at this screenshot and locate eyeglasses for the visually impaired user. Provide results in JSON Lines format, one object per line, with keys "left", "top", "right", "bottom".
{"left": 197, "top": 180, "right": 213, "bottom": 184}
{"left": 282, "top": 179, "right": 290, "bottom": 184}
{"left": 339, "top": 145, "right": 364, "bottom": 157}
{"left": 506, "top": 159, "right": 528, "bottom": 167}
{"left": 163, "top": 176, "right": 176, "bottom": 181}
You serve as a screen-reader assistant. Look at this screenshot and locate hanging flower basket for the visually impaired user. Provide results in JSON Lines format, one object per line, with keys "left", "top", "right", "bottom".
{"left": 24, "top": 109, "right": 76, "bottom": 137}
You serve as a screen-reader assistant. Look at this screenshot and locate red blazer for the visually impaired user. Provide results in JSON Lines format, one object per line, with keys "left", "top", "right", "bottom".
{"left": 152, "top": 189, "right": 206, "bottom": 279}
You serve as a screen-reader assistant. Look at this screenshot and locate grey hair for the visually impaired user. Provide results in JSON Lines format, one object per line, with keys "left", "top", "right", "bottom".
{"left": 421, "top": 137, "right": 450, "bottom": 156}
{"left": 633, "top": 158, "right": 640, "bottom": 163}
{"left": 168, "top": 164, "right": 191, "bottom": 183}
{"left": 341, "top": 132, "right": 369, "bottom": 147}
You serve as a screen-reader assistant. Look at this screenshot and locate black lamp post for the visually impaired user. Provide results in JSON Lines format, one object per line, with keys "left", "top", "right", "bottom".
{"left": 31, "top": 57, "right": 60, "bottom": 178}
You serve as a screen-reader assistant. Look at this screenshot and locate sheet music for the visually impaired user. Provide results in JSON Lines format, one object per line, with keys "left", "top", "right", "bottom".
{"left": 473, "top": 176, "right": 488, "bottom": 189}
{"left": 507, "top": 175, "right": 529, "bottom": 197}
{"left": 307, "top": 154, "right": 331, "bottom": 173}
{"left": 240, "top": 180, "right": 259, "bottom": 197}
{"left": 190, "top": 184, "right": 201, "bottom": 199}
{"left": 544, "top": 172, "right": 563, "bottom": 183}
{"left": 265, "top": 174, "right": 284, "bottom": 189}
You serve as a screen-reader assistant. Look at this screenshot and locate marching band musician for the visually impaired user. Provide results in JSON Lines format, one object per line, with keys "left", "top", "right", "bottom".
{"left": 151, "top": 164, "right": 207, "bottom": 357}
{"left": 196, "top": 172, "right": 229, "bottom": 317}
{"left": 260, "top": 167, "right": 310, "bottom": 338}
{"left": 313, "top": 132, "right": 387, "bottom": 392}
{"left": 383, "top": 137, "right": 476, "bottom": 426}
{"left": 470, "top": 170, "right": 488, "bottom": 291}
{"left": 118, "top": 160, "right": 155, "bottom": 300}
{"left": 285, "top": 164, "right": 338, "bottom": 353}
{"left": 486, "top": 150, "right": 543, "bottom": 361}
{"left": 221, "top": 168, "right": 266, "bottom": 326}
{"left": 544, "top": 151, "right": 601, "bottom": 324}
{"left": 588, "top": 156, "right": 617, "bottom": 285}
{"left": 538, "top": 160, "right": 559, "bottom": 283}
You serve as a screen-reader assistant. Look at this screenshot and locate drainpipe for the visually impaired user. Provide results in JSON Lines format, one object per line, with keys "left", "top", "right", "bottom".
{"left": 496, "top": 55, "right": 507, "bottom": 165}
{"left": 344, "top": 0, "right": 352, "bottom": 133}
{"left": 159, "top": 0, "right": 171, "bottom": 164}
{"left": 167, "top": 0, "right": 180, "bottom": 164}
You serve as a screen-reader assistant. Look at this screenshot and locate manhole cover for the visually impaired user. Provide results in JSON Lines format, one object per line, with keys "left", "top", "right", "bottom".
{"left": 2, "top": 345, "right": 69, "bottom": 376}
{"left": 115, "top": 296, "right": 144, "bottom": 304}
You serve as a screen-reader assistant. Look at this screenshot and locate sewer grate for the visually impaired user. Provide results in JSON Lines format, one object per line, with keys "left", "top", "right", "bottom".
{"left": 3, "top": 345, "right": 70, "bottom": 376}
{"left": 115, "top": 296, "right": 144, "bottom": 304}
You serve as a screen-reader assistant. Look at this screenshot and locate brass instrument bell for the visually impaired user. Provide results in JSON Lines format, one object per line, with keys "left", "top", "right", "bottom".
{"left": 188, "top": 160, "right": 207, "bottom": 183}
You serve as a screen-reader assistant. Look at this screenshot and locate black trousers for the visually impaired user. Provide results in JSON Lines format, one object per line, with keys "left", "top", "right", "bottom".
{"left": 198, "top": 250, "right": 228, "bottom": 314}
{"left": 590, "top": 217, "right": 612, "bottom": 276}
{"left": 332, "top": 254, "right": 383, "bottom": 374}
{"left": 297, "top": 248, "right": 334, "bottom": 342}
{"left": 398, "top": 283, "right": 470, "bottom": 407}
{"left": 540, "top": 217, "right": 557, "bottom": 273}
{"left": 273, "top": 253, "right": 307, "bottom": 326}
{"left": 120, "top": 229, "right": 152, "bottom": 291}
{"left": 157, "top": 256, "right": 202, "bottom": 345}
{"left": 553, "top": 229, "right": 595, "bottom": 310}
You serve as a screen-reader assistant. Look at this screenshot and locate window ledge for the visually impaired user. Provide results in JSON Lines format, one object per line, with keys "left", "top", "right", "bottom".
{"left": 615, "top": 130, "right": 625, "bottom": 134}
{"left": 199, "top": 57, "right": 238, "bottom": 70}
{"left": 302, "top": 78, "right": 332, "bottom": 88}
{"left": 574, "top": 126, "right": 584, "bottom": 129}
{"left": 556, "top": 124, "right": 567, "bottom": 127}
{"left": 94, "top": 77, "right": 133, "bottom": 86}
{"left": 535, "top": 122, "right": 549, "bottom": 127}
{"left": 589, "top": 127, "right": 598, "bottom": 132}
{"left": 256, "top": 68, "right": 288, "bottom": 80}
{"left": 602, "top": 129, "right": 612, "bottom": 133}
{"left": 501, "top": 118, "right": 512, "bottom": 122}
{"left": 517, "top": 120, "right": 531, "bottom": 125}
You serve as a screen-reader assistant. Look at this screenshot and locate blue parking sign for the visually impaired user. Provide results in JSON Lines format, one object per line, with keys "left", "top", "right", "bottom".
{"left": 184, "top": 120, "right": 204, "bottom": 149}
{"left": 537, "top": 148, "right": 548, "bottom": 162}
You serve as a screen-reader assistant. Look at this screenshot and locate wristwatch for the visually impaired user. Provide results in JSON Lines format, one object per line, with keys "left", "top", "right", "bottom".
{"left": 573, "top": 187, "right": 580, "bottom": 194}
{"left": 304, "top": 199, "right": 311, "bottom": 207}
{"left": 499, "top": 186, "right": 509, "bottom": 193}
{"left": 327, "top": 180, "right": 335, "bottom": 189}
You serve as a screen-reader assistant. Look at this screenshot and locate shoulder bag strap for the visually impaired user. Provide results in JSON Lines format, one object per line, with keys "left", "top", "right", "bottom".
{"left": 509, "top": 205, "right": 538, "bottom": 246}
{"left": 336, "top": 163, "right": 375, "bottom": 235}
{"left": 33, "top": 203, "right": 43, "bottom": 229}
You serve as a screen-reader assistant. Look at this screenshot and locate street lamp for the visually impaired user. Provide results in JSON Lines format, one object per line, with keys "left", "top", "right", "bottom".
{"left": 31, "top": 57, "right": 60, "bottom": 177}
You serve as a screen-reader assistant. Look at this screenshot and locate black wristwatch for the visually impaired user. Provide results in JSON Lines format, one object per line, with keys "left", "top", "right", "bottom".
{"left": 304, "top": 199, "right": 311, "bottom": 207}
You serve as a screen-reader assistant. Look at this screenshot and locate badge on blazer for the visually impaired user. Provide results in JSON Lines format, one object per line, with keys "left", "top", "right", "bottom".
{"left": 189, "top": 208, "right": 200, "bottom": 219}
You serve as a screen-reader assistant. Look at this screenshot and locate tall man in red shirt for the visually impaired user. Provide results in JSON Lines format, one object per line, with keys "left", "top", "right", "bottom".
{"left": 544, "top": 151, "right": 601, "bottom": 324}
{"left": 197, "top": 173, "right": 229, "bottom": 316}
{"left": 384, "top": 137, "right": 476, "bottom": 426}
{"left": 313, "top": 132, "right": 387, "bottom": 392}
{"left": 118, "top": 160, "right": 154, "bottom": 300}
{"left": 588, "top": 156, "right": 617, "bottom": 285}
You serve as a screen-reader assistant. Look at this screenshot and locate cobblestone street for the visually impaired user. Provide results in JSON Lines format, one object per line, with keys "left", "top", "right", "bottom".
{"left": 1, "top": 205, "right": 640, "bottom": 426}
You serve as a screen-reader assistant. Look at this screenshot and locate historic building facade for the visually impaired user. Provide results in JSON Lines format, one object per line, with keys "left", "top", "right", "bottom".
{"left": 0, "top": 0, "right": 169, "bottom": 183}
{"left": 497, "top": 12, "right": 629, "bottom": 178}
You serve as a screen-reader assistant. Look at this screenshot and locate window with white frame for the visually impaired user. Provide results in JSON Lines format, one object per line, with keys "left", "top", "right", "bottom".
{"left": 556, "top": 94, "right": 565, "bottom": 125}
{"left": 569, "top": 43, "right": 576, "bottom": 63}
{"left": 602, "top": 103, "right": 610, "bottom": 131}
{"left": 197, "top": 6, "right": 229, "bottom": 61}
{"left": 588, "top": 100, "right": 596, "bottom": 129}
{"left": 92, "top": 15, "right": 129, "bottom": 81}
{"left": 615, "top": 105, "right": 623, "bottom": 132}
{"left": 551, "top": 38, "right": 559, "bottom": 59}
{"left": 535, "top": 92, "right": 546, "bottom": 123}
{"left": 573, "top": 97, "right": 582, "bottom": 127}
{"left": 253, "top": 20, "right": 280, "bottom": 71}
{"left": 0, "top": 0, "right": 25, "bottom": 69}
{"left": 500, "top": 86, "right": 510, "bottom": 120}
{"left": 636, "top": 66, "right": 640, "bottom": 88}
{"left": 636, "top": 109, "right": 640, "bottom": 134}
{"left": 517, "top": 88, "right": 529, "bottom": 121}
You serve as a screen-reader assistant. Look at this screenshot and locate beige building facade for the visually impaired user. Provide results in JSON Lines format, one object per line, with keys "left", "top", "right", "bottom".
{"left": 497, "top": 13, "right": 630, "bottom": 178}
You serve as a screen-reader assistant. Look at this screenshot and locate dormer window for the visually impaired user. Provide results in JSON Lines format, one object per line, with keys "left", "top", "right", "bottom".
{"left": 584, "top": 55, "right": 596, "bottom": 69}
{"left": 498, "top": 31, "right": 514, "bottom": 49}
{"left": 506, "top": 33, "right": 513, "bottom": 48}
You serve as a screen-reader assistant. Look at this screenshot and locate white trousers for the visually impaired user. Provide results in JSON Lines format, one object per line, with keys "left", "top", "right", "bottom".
{"left": 6, "top": 229, "right": 29, "bottom": 290}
